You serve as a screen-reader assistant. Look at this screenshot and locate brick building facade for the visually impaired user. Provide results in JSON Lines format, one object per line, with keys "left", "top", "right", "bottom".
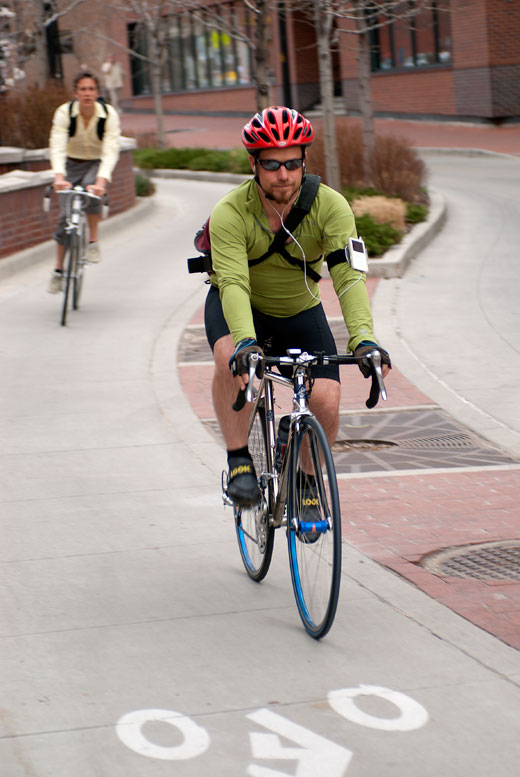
{"left": 12, "top": 1, "right": 520, "bottom": 122}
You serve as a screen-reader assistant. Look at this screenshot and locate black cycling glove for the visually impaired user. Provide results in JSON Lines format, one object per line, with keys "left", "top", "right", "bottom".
{"left": 229, "top": 338, "right": 264, "bottom": 378}
{"left": 354, "top": 341, "right": 391, "bottom": 378}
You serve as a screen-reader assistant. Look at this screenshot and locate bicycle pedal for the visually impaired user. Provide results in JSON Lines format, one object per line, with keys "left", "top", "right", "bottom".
{"left": 221, "top": 470, "right": 234, "bottom": 507}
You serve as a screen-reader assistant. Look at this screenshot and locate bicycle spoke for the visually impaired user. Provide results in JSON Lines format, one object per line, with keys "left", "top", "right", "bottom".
{"left": 235, "top": 400, "right": 274, "bottom": 581}
{"left": 287, "top": 416, "right": 341, "bottom": 639}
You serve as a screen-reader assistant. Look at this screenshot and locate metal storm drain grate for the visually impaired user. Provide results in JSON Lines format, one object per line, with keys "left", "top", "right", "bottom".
{"left": 397, "top": 432, "right": 475, "bottom": 449}
{"left": 419, "top": 541, "right": 520, "bottom": 581}
{"left": 333, "top": 408, "right": 518, "bottom": 473}
{"left": 333, "top": 439, "right": 397, "bottom": 452}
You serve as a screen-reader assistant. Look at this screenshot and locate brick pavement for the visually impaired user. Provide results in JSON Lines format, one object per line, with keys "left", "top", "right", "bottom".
{"left": 122, "top": 111, "right": 520, "bottom": 155}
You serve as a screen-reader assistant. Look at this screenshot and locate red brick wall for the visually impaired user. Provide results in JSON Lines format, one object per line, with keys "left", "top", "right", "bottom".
{"left": 0, "top": 148, "right": 136, "bottom": 259}
{"left": 371, "top": 69, "right": 457, "bottom": 115}
{"left": 129, "top": 86, "right": 258, "bottom": 117}
{"left": 337, "top": 1, "right": 520, "bottom": 120}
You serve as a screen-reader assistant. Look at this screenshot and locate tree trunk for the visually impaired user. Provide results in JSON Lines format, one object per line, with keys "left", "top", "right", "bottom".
{"left": 33, "top": 0, "right": 50, "bottom": 86}
{"left": 254, "top": 0, "right": 271, "bottom": 110}
{"left": 357, "top": 26, "right": 374, "bottom": 186}
{"left": 314, "top": 0, "right": 340, "bottom": 192}
{"left": 148, "top": 26, "right": 165, "bottom": 149}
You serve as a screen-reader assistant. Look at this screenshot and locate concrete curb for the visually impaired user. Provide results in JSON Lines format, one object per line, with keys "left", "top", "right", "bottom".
{"left": 138, "top": 168, "right": 249, "bottom": 185}
{"left": 0, "top": 196, "right": 156, "bottom": 281}
{"left": 137, "top": 168, "right": 446, "bottom": 280}
{"left": 367, "top": 186, "right": 446, "bottom": 279}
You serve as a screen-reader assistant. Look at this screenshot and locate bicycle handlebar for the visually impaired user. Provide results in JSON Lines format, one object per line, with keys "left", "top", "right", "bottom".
{"left": 232, "top": 349, "right": 387, "bottom": 412}
{"left": 43, "top": 185, "right": 107, "bottom": 213}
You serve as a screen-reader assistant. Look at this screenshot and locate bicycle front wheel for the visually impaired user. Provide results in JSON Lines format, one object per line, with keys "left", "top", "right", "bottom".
{"left": 287, "top": 415, "right": 341, "bottom": 639}
{"left": 60, "top": 234, "right": 77, "bottom": 326}
{"left": 235, "top": 399, "right": 275, "bottom": 582}
{"left": 73, "top": 223, "right": 87, "bottom": 310}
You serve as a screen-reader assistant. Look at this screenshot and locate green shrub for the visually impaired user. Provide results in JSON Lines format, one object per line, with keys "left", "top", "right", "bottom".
{"left": 354, "top": 213, "right": 401, "bottom": 258}
{"left": 133, "top": 146, "right": 251, "bottom": 173}
{"left": 133, "top": 147, "right": 209, "bottom": 169}
{"left": 406, "top": 202, "right": 428, "bottom": 223}
{"left": 227, "top": 147, "right": 251, "bottom": 173}
{"left": 135, "top": 173, "right": 156, "bottom": 197}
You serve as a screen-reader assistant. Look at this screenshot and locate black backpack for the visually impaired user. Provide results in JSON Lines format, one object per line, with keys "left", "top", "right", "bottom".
{"left": 187, "top": 174, "right": 322, "bottom": 282}
{"left": 68, "top": 96, "right": 109, "bottom": 141}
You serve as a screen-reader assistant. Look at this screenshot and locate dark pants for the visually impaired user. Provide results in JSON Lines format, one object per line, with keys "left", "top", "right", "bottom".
{"left": 53, "top": 159, "right": 102, "bottom": 245}
{"left": 204, "top": 284, "right": 340, "bottom": 382}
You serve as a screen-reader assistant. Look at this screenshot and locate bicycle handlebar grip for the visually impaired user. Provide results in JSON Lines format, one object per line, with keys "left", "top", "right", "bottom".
{"left": 365, "top": 376, "right": 380, "bottom": 409}
{"left": 233, "top": 387, "right": 247, "bottom": 412}
{"left": 42, "top": 185, "right": 52, "bottom": 212}
{"left": 365, "top": 350, "right": 387, "bottom": 409}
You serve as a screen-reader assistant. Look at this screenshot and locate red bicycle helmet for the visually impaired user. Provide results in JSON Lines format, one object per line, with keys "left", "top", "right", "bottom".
{"left": 242, "top": 106, "right": 314, "bottom": 152}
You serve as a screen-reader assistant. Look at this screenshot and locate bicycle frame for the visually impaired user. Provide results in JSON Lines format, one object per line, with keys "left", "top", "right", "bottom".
{"left": 248, "top": 364, "right": 314, "bottom": 530}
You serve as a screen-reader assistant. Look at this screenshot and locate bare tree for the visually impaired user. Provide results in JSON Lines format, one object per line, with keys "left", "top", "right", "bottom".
{"left": 3, "top": 0, "right": 91, "bottom": 86}
{"left": 96, "top": 0, "right": 186, "bottom": 148}
{"left": 327, "top": 1, "right": 445, "bottom": 185}
{"left": 312, "top": 0, "right": 340, "bottom": 190}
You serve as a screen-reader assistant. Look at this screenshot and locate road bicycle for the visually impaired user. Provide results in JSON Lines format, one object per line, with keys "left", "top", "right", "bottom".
{"left": 44, "top": 186, "right": 106, "bottom": 326}
{"left": 223, "top": 348, "right": 387, "bottom": 639}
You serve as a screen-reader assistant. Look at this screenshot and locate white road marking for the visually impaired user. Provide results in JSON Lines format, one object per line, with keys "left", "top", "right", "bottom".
{"left": 116, "top": 708, "right": 210, "bottom": 760}
{"left": 247, "top": 708, "right": 352, "bottom": 777}
{"left": 328, "top": 685, "right": 429, "bottom": 731}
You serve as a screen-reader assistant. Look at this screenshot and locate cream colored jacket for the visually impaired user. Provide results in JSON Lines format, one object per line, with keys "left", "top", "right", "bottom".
{"left": 49, "top": 100, "right": 120, "bottom": 182}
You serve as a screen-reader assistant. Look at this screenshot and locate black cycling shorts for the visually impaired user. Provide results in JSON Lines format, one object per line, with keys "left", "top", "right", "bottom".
{"left": 204, "top": 284, "right": 340, "bottom": 382}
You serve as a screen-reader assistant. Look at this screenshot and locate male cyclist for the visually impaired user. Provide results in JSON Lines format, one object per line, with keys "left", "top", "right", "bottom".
{"left": 47, "top": 71, "right": 120, "bottom": 293}
{"left": 204, "top": 106, "right": 390, "bottom": 506}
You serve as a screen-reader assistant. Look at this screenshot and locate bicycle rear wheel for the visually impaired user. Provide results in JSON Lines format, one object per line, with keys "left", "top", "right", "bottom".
{"left": 60, "top": 234, "right": 77, "bottom": 326}
{"left": 235, "top": 399, "right": 275, "bottom": 582}
{"left": 287, "top": 415, "right": 341, "bottom": 639}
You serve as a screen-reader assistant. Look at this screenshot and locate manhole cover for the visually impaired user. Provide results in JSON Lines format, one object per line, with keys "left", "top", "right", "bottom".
{"left": 332, "top": 439, "right": 397, "bottom": 452}
{"left": 419, "top": 540, "right": 520, "bottom": 581}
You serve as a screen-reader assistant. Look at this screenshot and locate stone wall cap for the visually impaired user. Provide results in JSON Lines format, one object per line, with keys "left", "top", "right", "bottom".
{"left": 0, "top": 137, "right": 135, "bottom": 165}
{"left": 0, "top": 169, "right": 54, "bottom": 193}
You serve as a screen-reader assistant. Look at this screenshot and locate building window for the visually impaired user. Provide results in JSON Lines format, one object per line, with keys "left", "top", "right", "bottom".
{"left": 128, "top": 2, "right": 252, "bottom": 97}
{"left": 371, "top": 1, "right": 452, "bottom": 72}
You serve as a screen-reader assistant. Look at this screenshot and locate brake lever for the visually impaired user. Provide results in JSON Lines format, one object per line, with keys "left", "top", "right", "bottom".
{"left": 370, "top": 350, "right": 387, "bottom": 401}
{"left": 232, "top": 352, "right": 260, "bottom": 412}
{"left": 244, "top": 355, "right": 258, "bottom": 403}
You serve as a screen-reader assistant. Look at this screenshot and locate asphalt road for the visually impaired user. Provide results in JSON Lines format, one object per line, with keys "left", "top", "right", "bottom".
{"left": 1, "top": 167, "right": 520, "bottom": 776}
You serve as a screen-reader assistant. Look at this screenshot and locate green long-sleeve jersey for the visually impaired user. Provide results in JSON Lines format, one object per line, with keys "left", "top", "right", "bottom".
{"left": 209, "top": 178, "right": 375, "bottom": 353}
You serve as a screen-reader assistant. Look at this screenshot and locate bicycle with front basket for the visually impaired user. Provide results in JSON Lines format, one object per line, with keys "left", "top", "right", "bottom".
{"left": 44, "top": 185, "right": 106, "bottom": 326}
{"left": 223, "top": 348, "right": 387, "bottom": 639}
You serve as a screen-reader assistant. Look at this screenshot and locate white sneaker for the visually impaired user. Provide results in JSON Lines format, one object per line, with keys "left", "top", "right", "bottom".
{"left": 87, "top": 242, "right": 102, "bottom": 263}
{"left": 47, "top": 270, "right": 63, "bottom": 294}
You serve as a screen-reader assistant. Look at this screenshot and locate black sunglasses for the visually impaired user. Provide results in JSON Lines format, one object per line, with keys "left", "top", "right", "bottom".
{"left": 257, "top": 158, "right": 304, "bottom": 171}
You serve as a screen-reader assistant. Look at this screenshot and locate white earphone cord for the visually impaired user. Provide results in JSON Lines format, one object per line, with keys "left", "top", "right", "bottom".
{"left": 268, "top": 195, "right": 361, "bottom": 302}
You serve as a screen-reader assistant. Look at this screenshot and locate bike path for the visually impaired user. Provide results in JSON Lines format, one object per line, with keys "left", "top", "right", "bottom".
{"left": 1, "top": 176, "right": 519, "bottom": 777}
